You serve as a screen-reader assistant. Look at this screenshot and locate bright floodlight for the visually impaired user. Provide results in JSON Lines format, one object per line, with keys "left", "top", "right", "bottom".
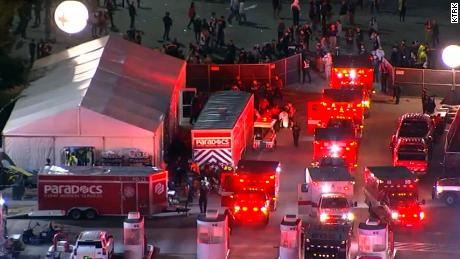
{"left": 54, "top": 1, "right": 88, "bottom": 34}
{"left": 442, "top": 45, "right": 460, "bottom": 68}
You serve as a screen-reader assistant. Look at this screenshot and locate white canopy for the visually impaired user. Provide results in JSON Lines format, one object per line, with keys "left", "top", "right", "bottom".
{"left": 2, "top": 36, "right": 186, "bottom": 169}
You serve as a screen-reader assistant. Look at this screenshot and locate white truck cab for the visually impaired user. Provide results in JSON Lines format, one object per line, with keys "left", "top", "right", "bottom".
{"left": 298, "top": 167, "right": 356, "bottom": 223}
{"left": 71, "top": 230, "right": 114, "bottom": 259}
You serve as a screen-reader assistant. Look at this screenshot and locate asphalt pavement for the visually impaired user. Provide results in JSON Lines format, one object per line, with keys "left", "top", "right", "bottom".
{"left": 8, "top": 0, "right": 460, "bottom": 69}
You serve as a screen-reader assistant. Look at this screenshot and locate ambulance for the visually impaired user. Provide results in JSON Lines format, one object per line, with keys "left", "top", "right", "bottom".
{"left": 364, "top": 166, "right": 426, "bottom": 227}
{"left": 298, "top": 166, "right": 355, "bottom": 224}
{"left": 313, "top": 127, "right": 358, "bottom": 169}
{"left": 220, "top": 160, "right": 281, "bottom": 210}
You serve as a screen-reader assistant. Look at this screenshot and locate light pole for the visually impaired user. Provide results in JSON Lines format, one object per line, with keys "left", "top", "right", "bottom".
{"left": 54, "top": 1, "right": 89, "bottom": 34}
{"left": 442, "top": 45, "right": 460, "bottom": 91}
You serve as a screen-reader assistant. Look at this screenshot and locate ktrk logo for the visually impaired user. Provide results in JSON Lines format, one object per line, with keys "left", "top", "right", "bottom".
{"left": 452, "top": 3, "right": 458, "bottom": 23}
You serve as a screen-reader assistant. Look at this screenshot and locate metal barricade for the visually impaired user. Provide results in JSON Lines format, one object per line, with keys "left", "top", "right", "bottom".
{"left": 186, "top": 54, "right": 302, "bottom": 92}
{"left": 393, "top": 67, "right": 460, "bottom": 96}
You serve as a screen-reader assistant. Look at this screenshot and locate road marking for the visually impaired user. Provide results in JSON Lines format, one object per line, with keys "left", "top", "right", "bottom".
{"left": 395, "top": 242, "right": 460, "bottom": 254}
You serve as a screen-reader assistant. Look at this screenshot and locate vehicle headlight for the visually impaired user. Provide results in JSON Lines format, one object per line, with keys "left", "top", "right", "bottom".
{"left": 436, "top": 186, "right": 443, "bottom": 194}
{"left": 419, "top": 211, "right": 425, "bottom": 220}
{"left": 346, "top": 212, "right": 354, "bottom": 221}
{"left": 320, "top": 213, "right": 329, "bottom": 222}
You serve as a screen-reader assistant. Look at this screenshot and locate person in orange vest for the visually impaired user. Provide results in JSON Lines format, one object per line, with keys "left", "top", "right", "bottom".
{"left": 302, "top": 56, "right": 312, "bottom": 84}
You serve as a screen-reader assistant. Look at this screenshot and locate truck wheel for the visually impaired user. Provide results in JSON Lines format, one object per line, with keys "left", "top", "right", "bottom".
{"left": 445, "top": 193, "right": 457, "bottom": 207}
{"left": 69, "top": 209, "right": 82, "bottom": 220}
{"left": 85, "top": 209, "right": 98, "bottom": 220}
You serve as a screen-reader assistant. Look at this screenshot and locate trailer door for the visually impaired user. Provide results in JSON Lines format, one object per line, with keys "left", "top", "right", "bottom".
{"left": 122, "top": 182, "right": 138, "bottom": 214}
{"left": 307, "top": 101, "right": 322, "bottom": 135}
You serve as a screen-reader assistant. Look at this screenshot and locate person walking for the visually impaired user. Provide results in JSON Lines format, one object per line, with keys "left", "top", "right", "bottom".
{"left": 394, "top": 84, "right": 401, "bottom": 104}
{"left": 424, "top": 19, "right": 433, "bottom": 45}
{"left": 292, "top": 123, "right": 301, "bottom": 147}
{"left": 33, "top": 0, "right": 42, "bottom": 27}
{"left": 128, "top": 1, "right": 136, "bottom": 28}
{"left": 217, "top": 16, "right": 226, "bottom": 46}
{"left": 163, "top": 12, "right": 173, "bottom": 41}
{"left": 432, "top": 19, "right": 439, "bottom": 46}
{"left": 187, "top": 2, "right": 196, "bottom": 29}
{"left": 399, "top": 0, "right": 407, "bottom": 22}
{"left": 272, "top": 0, "right": 282, "bottom": 19}
{"left": 302, "top": 55, "right": 312, "bottom": 83}
{"left": 199, "top": 180, "right": 209, "bottom": 213}
{"left": 29, "top": 39, "right": 36, "bottom": 65}
{"left": 227, "top": 0, "right": 240, "bottom": 25}
{"left": 193, "top": 18, "right": 202, "bottom": 43}
{"left": 322, "top": 52, "right": 333, "bottom": 80}
{"left": 379, "top": 60, "right": 389, "bottom": 93}
{"left": 239, "top": 0, "right": 247, "bottom": 24}
{"left": 421, "top": 89, "right": 428, "bottom": 114}
{"left": 106, "top": 0, "right": 117, "bottom": 31}
{"left": 291, "top": 0, "right": 300, "bottom": 26}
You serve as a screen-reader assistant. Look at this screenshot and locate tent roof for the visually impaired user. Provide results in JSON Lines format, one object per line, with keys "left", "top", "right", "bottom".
{"left": 3, "top": 36, "right": 186, "bottom": 135}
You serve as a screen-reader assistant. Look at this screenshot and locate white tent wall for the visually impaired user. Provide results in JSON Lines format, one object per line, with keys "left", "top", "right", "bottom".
{"left": 3, "top": 137, "right": 54, "bottom": 170}
{"left": 53, "top": 137, "right": 104, "bottom": 165}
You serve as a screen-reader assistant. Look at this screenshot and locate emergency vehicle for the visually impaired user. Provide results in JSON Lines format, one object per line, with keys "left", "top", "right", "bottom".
{"left": 330, "top": 54, "right": 374, "bottom": 116}
{"left": 390, "top": 113, "right": 435, "bottom": 154}
{"left": 298, "top": 166, "right": 355, "bottom": 224}
{"left": 35, "top": 166, "right": 168, "bottom": 220}
{"left": 313, "top": 156, "right": 350, "bottom": 172}
{"left": 220, "top": 160, "right": 281, "bottom": 210}
{"left": 393, "top": 138, "right": 429, "bottom": 175}
{"left": 324, "top": 117, "right": 362, "bottom": 139}
{"left": 307, "top": 88, "right": 365, "bottom": 134}
{"left": 192, "top": 91, "right": 254, "bottom": 167}
{"left": 313, "top": 127, "right": 358, "bottom": 169}
{"left": 363, "top": 166, "right": 426, "bottom": 227}
{"left": 304, "top": 223, "right": 352, "bottom": 259}
{"left": 330, "top": 55, "right": 374, "bottom": 90}
{"left": 433, "top": 177, "right": 460, "bottom": 206}
{"left": 253, "top": 117, "right": 277, "bottom": 150}
{"left": 356, "top": 218, "right": 395, "bottom": 259}
{"left": 228, "top": 190, "right": 270, "bottom": 225}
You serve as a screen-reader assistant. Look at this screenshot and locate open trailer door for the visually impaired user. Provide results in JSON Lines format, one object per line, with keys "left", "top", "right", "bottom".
{"left": 307, "top": 101, "right": 323, "bottom": 135}
{"left": 179, "top": 88, "right": 197, "bottom": 126}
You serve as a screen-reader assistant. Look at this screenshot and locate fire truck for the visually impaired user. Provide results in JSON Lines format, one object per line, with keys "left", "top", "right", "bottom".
{"left": 304, "top": 223, "right": 352, "bottom": 259}
{"left": 298, "top": 166, "right": 355, "bottom": 224}
{"left": 356, "top": 218, "right": 395, "bottom": 259}
{"left": 390, "top": 113, "right": 435, "bottom": 155}
{"left": 363, "top": 166, "right": 426, "bottom": 227}
{"left": 253, "top": 117, "right": 277, "bottom": 150}
{"left": 330, "top": 54, "right": 374, "bottom": 117}
{"left": 220, "top": 160, "right": 281, "bottom": 210}
{"left": 307, "top": 88, "right": 365, "bottom": 135}
{"left": 393, "top": 138, "right": 429, "bottom": 175}
{"left": 433, "top": 177, "right": 460, "bottom": 206}
{"left": 313, "top": 127, "right": 358, "bottom": 169}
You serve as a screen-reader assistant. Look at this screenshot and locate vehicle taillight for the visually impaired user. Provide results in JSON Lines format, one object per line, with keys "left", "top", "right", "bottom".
{"left": 270, "top": 175, "right": 275, "bottom": 180}
{"left": 253, "top": 207, "right": 259, "bottom": 212}
{"left": 234, "top": 206, "right": 241, "bottom": 213}
{"left": 265, "top": 180, "right": 270, "bottom": 184}
{"left": 239, "top": 179, "right": 244, "bottom": 183}
{"left": 242, "top": 206, "right": 248, "bottom": 212}
{"left": 391, "top": 211, "right": 399, "bottom": 219}
{"left": 337, "top": 73, "right": 343, "bottom": 78}
{"left": 349, "top": 141, "right": 356, "bottom": 146}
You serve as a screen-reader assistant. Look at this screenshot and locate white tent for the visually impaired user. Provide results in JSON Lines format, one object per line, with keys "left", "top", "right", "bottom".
{"left": 2, "top": 36, "right": 186, "bottom": 170}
